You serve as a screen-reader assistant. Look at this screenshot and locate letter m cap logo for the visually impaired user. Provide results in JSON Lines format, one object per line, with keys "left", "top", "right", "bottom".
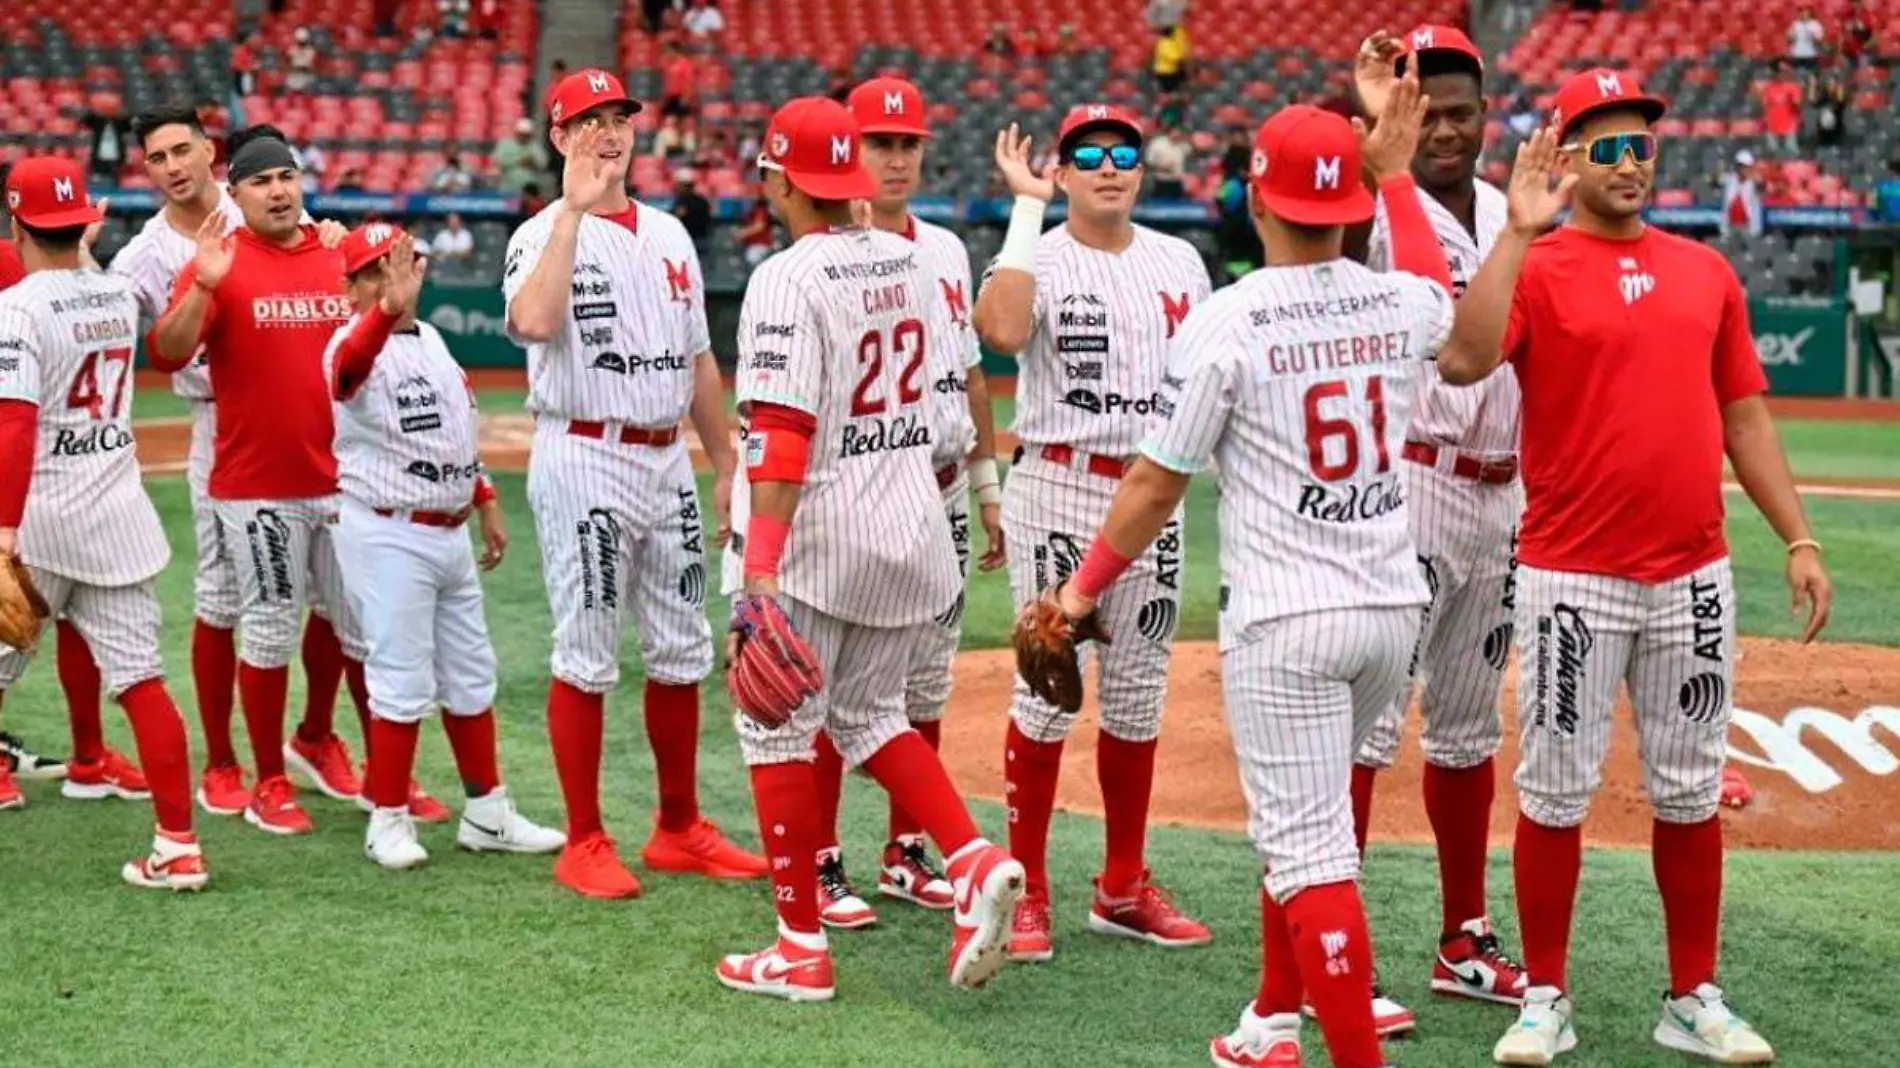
{"left": 52, "top": 176, "right": 74, "bottom": 202}
{"left": 1314, "top": 155, "right": 1341, "bottom": 190}
{"left": 884, "top": 91, "right": 905, "bottom": 115}
{"left": 1596, "top": 71, "right": 1624, "bottom": 98}
{"left": 1088, "top": 105, "right": 1109, "bottom": 120}
{"left": 587, "top": 71, "right": 612, "bottom": 94}
{"left": 1412, "top": 28, "right": 1434, "bottom": 49}
{"left": 830, "top": 135, "right": 852, "bottom": 164}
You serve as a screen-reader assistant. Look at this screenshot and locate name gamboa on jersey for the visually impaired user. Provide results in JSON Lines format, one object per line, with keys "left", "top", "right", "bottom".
{"left": 109, "top": 186, "right": 245, "bottom": 399}
{"left": 326, "top": 320, "right": 484, "bottom": 512}
{"left": 0, "top": 271, "right": 169, "bottom": 584}
{"left": 999, "top": 224, "right": 1211, "bottom": 455}
{"left": 1140, "top": 261, "right": 1453, "bottom": 645}
{"left": 736, "top": 228, "right": 959, "bottom": 627}
{"left": 912, "top": 218, "right": 979, "bottom": 467}
{"left": 501, "top": 202, "right": 710, "bottom": 424}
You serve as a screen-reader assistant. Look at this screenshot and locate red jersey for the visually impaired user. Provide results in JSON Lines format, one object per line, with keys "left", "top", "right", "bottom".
{"left": 159, "top": 225, "right": 351, "bottom": 500}
{"left": 1502, "top": 226, "right": 1766, "bottom": 584}
{"left": 0, "top": 240, "right": 23, "bottom": 291}
{"left": 663, "top": 55, "right": 697, "bottom": 99}
{"left": 1760, "top": 81, "right": 1802, "bottom": 135}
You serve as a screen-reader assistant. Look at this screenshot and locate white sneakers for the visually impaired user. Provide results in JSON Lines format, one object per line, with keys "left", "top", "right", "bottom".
{"left": 1209, "top": 1004, "right": 1301, "bottom": 1067}
{"left": 1495, "top": 985, "right": 1578, "bottom": 1065}
{"left": 456, "top": 786, "right": 566, "bottom": 854}
{"left": 1653, "top": 983, "right": 1775, "bottom": 1064}
{"left": 366, "top": 806, "right": 429, "bottom": 870}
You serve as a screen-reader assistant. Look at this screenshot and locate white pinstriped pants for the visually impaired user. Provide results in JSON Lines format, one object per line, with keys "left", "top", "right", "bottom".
{"left": 215, "top": 496, "right": 367, "bottom": 668}
{"left": 185, "top": 401, "right": 242, "bottom": 629}
{"left": 904, "top": 468, "right": 971, "bottom": 725}
{"left": 1513, "top": 559, "right": 1736, "bottom": 828}
{"left": 0, "top": 570, "right": 164, "bottom": 697}
{"left": 1222, "top": 606, "right": 1422, "bottom": 903}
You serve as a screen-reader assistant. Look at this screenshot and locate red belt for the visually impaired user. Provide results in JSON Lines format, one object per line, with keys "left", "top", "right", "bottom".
{"left": 566, "top": 420, "right": 680, "bottom": 446}
{"left": 1401, "top": 441, "right": 1518, "bottom": 486}
{"left": 373, "top": 507, "right": 470, "bottom": 529}
{"left": 935, "top": 463, "right": 959, "bottom": 490}
{"left": 1036, "top": 444, "right": 1131, "bottom": 480}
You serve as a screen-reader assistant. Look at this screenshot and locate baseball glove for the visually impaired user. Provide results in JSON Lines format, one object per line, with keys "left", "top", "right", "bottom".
{"left": 1012, "top": 586, "right": 1110, "bottom": 714}
{"left": 0, "top": 557, "right": 49, "bottom": 653}
{"left": 727, "top": 594, "right": 823, "bottom": 729}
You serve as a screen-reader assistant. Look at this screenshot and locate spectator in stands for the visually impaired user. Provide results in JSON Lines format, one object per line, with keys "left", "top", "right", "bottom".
{"left": 431, "top": 153, "right": 475, "bottom": 193}
{"left": 1842, "top": 0, "right": 1874, "bottom": 66}
{"left": 736, "top": 194, "right": 773, "bottom": 267}
{"left": 335, "top": 167, "right": 366, "bottom": 192}
{"left": 373, "top": 0, "right": 400, "bottom": 37}
{"left": 472, "top": 0, "right": 503, "bottom": 41}
{"left": 1758, "top": 62, "right": 1805, "bottom": 155}
{"left": 696, "top": 129, "right": 736, "bottom": 172}
{"left": 1143, "top": 123, "right": 1190, "bottom": 199}
{"left": 287, "top": 28, "right": 318, "bottom": 96}
{"left": 653, "top": 115, "right": 698, "bottom": 163}
{"left": 1019, "top": 27, "right": 1048, "bottom": 60}
{"left": 1814, "top": 74, "right": 1847, "bottom": 147}
{"left": 1152, "top": 23, "right": 1191, "bottom": 98}
{"left": 1213, "top": 128, "right": 1260, "bottom": 277}
{"left": 985, "top": 23, "right": 1016, "bottom": 57}
{"left": 233, "top": 35, "right": 259, "bottom": 98}
{"left": 684, "top": 0, "right": 725, "bottom": 40}
{"left": 84, "top": 99, "right": 131, "bottom": 183}
{"left": 1788, "top": 6, "right": 1826, "bottom": 69}
{"left": 495, "top": 118, "right": 547, "bottom": 194}
{"left": 671, "top": 169, "right": 713, "bottom": 247}
{"left": 437, "top": 0, "right": 471, "bottom": 38}
{"left": 1146, "top": 0, "right": 1188, "bottom": 32}
{"left": 294, "top": 134, "right": 326, "bottom": 195}
{"left": 825, "top": 67, "right": 854, "bottom": 103}
{"left": 431, "top": 211, "right": 476, "bottom": 265}
{"left": 1876, "top": 158, "right": 1900, "bottom": 222}
{"left": 661, "top": 40, "right": 699, "bottom": 117}
{"left": 519, "top": 181, "right": 549, "bottom": 221}
{"left": 737, "top": 124, "right": 762, "bottom": 165}
{"left": 1719, "top": 150, "right": 1765, "bottom": 238}
{"left": 1055, "top": 24, "right": 1082, "bottom": 58}
{"left": 1506, "top": 91, "right": 1539, "bottom": 139}
{"left": 643, "top": 0, "right": 677, "bottom": 34}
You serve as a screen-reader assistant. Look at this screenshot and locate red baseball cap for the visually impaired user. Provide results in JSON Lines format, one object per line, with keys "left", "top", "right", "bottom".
{"left": 848, "top": 77, "right": 931, "bottom": 138}
{"left": 760, "top": 97, "right": 877, "bottom": 201}
{"left": 1550, "top": 67, "right": 1667, "bottom": 141}
{"left": 339, "top": 221, "right": 407, "bottom": 276}
{"left": 4, "top": 156, "right": 101, "bottom": 229}
{"left": 1249, "top": 105, "right": 1375, "bottom": 226}
{"left": 547, "top": 68, "right": 642, "bottom": 126}
{"left": 1395, "top": 24, "right": 1484, "bottom": 76}
{"left": 1057, "top": 104, "right": 1144, "bottom": 154}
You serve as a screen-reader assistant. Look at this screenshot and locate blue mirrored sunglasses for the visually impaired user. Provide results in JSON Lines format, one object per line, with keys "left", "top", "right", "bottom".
{"left": 1068, "top": 144, "right": 1142, "bottom": 171}
{"left": 1562, "top": 131, "right": 1658, "bottom": 167}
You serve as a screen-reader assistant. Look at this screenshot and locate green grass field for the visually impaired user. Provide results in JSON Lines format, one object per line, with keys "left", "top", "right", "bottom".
{"left": 4, "top": 417, "right": 1898, "bottom": 1066}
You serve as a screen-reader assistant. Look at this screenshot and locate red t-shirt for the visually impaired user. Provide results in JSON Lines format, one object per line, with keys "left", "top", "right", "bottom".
{"left": 0, "top": 240, "right": 23, "bottom": 291}
{"left": 1761, "top": 81, "right": 1802, "bottom": 135}
{"left": 663, "top": 55, "right": 697, "bottom": 99}
{"left": 160, "top": 225, "right": 352, "bottom": 500}
{"left": 1501, "top": 226, "right": 1767, "bottom": 584}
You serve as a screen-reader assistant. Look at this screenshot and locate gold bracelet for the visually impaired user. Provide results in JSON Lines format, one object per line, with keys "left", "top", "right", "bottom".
{"left": 1787, "top": 539, "right": 1822, "bottom": 555}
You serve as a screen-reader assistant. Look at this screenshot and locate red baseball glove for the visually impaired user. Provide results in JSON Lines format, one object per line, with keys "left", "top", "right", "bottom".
{"left": 727, "top": 594, "right": 823, "bottom": 728}
{"left": 0, "top": 557, "right": 49, "bottom": 653}
{"left": 1012, "top": 586, "right": 1110, "bottom": 714}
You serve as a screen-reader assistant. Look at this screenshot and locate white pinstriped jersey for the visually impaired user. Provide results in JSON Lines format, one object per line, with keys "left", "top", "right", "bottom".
{"left": 911, "top": 217, "right": 980, "bottom": 467}
{"left": 1140, "top": 260, "right": 1453, "bottom": 644}
{"left": 736, "top": 227, "right": 959, "bottom": 627}
{"left": 325, "top": 320, "right": 483, "bottom": 513}
{"left": 108, "top": 186, "right": 248, "bottom": 400}
{"left": 985, "top": 223, "right": 1211, "bottom": 456}
{"left": 1366, "top": 179, "right": 1520, "bottom": 454}
{"left": 0, "top": 270, "right": 169, "bottom": 584}
{"left": 501, "top": 202, "right": 711, "bottom": 424}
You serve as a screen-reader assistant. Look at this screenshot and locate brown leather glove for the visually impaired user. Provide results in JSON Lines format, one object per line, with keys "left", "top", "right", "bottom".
{"left": 0, "top": 557, "right": 50, "bottom": 653}
{"left": 1011, "top": 585, "right": 1110, "bottom": 714}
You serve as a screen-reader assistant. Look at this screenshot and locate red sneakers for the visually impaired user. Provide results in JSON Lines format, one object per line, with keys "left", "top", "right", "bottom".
{"left": 878, "top": 836, "right": 955, "bottom": 909}
{"left": 122, "top": 831, "right": 210, "bottom": 892}
{"left": 196, "top": 765, "right": 250, "bottom": 816}
{"left": 1432, "top": 917, "right": 1530, "bottom": 1006}
{"left": 1087, "top": 871, "right": 1212, "bottom": 948}
{"left": 244, "top": 774, "right": 314, "bottom": 836}
{"left": 555, "top": 832, "right": 643, "bottom": 899}
{"left": 1008, "top": 890, "right": 1055, "bottom": 963}
{"left": 642, "top": 818, "right": 770, "bottom": 879}
{"left": 61, "top": 748, "right": 150, "bottom": 801}
{"left": 285, "top": 734, "right": 361, "bottom": 801}
{"left": 716, "top": 935, "right": 835, "bottom": 1003}
{"left": 0, "top": 764, "right": 23, "bottom": 810}
{"left": 408, "top": 782, "right": 451, "bottom": 824}
{"left": 946, "top": 841, "right": 1026, "bottom": 989}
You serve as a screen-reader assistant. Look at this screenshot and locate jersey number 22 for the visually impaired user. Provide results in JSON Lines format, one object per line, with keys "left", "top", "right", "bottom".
{"left": 851, "top": 319, "right": 926, "bottom": 417}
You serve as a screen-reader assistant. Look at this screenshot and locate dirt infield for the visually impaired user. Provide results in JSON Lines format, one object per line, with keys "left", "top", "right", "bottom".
{"left": 937, "top": 639, "right": 1900, "bottom": 851}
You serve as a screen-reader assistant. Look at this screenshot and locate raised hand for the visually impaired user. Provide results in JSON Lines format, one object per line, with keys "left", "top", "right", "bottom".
{"left": 377, "top": 233, "right": 427, "bottom": 314}
{"left": 316, "top": 219, "right": 349, "bottom": 249}
{"left": 560, "top": 124, "right": 616, "bottom": 213}
{"left": 1355, "top": 59, "right": 1428, "bottom": 182}
{"left": 1353, "top": 30, "right": 1405, "bottom": 122}
{"left": 191, "top": 211, "right": 236, "bottom": 289}
{"left": 993, "top": 123, "right": 1056, "bottom": 202}
{"left": 1505, "top": 127, "right": 1579, "bottom": 235}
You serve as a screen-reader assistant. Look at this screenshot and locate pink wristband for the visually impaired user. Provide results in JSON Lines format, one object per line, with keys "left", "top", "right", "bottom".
{"left": 743, "top": 514, "right": 791, "bottom": 580}
{"left": 1069, "top": 537, "right": 1135, "bottom": 602}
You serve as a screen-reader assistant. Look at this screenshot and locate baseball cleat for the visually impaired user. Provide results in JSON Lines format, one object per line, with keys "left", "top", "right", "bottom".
{"left": 642, "top": 818, "right": 769, "bottom": 879}
{"left": 1, "top": 730, "right": 66, "bottom": 780}
{"left": 716, "top": 931, "right": 835, "bottom": 1003}
{"left": 284, "top": 733, "right": 361, "bottom": 801}
{"left": 817, "top": 848, "right": 878, "bottom": 929}
{"left": 407, "top": 782, "right": 452, "bottom": 824}
{"left": 244, "top": 774, "right": 314, "bottom": 836}
{"left": 1494, "top": 985, "right": 1578, "bottom": 1065}
{"left": 1434, "top": 917, "right": 1530, "bottom": 1005}
{"left": 457, "top": 786, "right": 565, "bottom": 854}
{"left": 1209, "top": 1003, "right": 1302, "bottom": 1068}
{"left": 61, "top": 748, "right": 149, "bottom": 801}
{"left": 555, "top": 832, "right": 642, "bottom": 899}
{"left": 196, "top": 764, "right": 250, "bottom": 816}
{"left": 1302, "top": 976, "right": 1416, "bottom": 1037}
{"left": 946, "top": 840, "right": 1025, "bottom": 989}
{"left": 878, "top": 835, "right": 954, "bottom": 909}
{"left": 1087, "top": 871, "right": 1212, "bottom": 948}
{"left": 0, "top": 764, "right": 24, "bottom": 810}
{"left": 1652, "top": 983, "right": 1774, "bottom": 1063}
{"left": 1008, "top": 891, "right": 1054, "bottom": 963}
{"left": 365, "top": 806, "right": 429, "bottom": 870}
{"left": 121, "top": 830, "right": 209, "bottom": 892}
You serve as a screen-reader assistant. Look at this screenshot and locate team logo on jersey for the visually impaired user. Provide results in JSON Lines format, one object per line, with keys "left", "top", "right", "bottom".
{"left": 1618, "top": 265, "right": 1656, "bottom": 306}
{"left": 1688, "top": 576, "right": 1725, "bottom": 660}
{"left": 407, "top": 460, "right": 442, "bottom": 482}
{"left": 933, "top": 368, "right": 967, "bottom": 395}
{"left": 1482, "top": 623, "right": 1513, "bottom": 672}
{"left": 663, "top": 259, "right": 693, "bottom": 304}
{"left": 676, "top": 487, "right": 704, "bottom": 556}
{"left": 1064, "top": 361, "right": 1104, "bottom": 380}
{"left": 573, "top": 302, "right": 617, "bottom": 321}
{"left": 1032, "top": 533, "right": 1085, "bottom": 594}
{"left": 251, "top": 293, "right": 352, "bottom": 327}
{"left": 51, "top": 424, "right": 134, "bottom": 458}
{"left": 396, "top": 374, "right": 443, "bottom": 433}
{"left": 576, "top": 508, "right": 623, "bottom": 613}
{"left": 840, "top": 411, "right": 931, "bottom": 457}
{"left": 678, "top": 563, "right": 706, "bottom": 607}
{"left": 1295, "top": 476, "right": 1405, "bottom": 524}
{"left": 1153, "top": 519, "right": 1182, "bottom": 591}
{"left": 1061, "top": 388, "right": 1103, "bottom": 414}
{"left": 1057, "top": 335, "right": 1108, "bottom": 354}
{"left": 939, "top": 278, "right": 969, "bottom": 328}
{"left": 1135, "top": 597, "right": 1179, "bottom": 643}
{"left": 1159, "top": 291, "right": 1191, "bottom": 339}
{"left": 1531, "top": 603, "right": 1593, "bottom": 738}
{"left": 1678, "top": 672, "right": 1727, "bottom": 725}
{"left": 591, "top": 351, "right": 629, "bottom": 373}
{"left": 244, "top": 510, "right": 295, "bottom": 604}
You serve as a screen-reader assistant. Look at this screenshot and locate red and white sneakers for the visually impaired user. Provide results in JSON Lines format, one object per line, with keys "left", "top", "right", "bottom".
{"left": 122, "top": 830, "right": 210, "bottom": 892}
{"left": 61, "top": 748, "right": 149, "bottom": 801}
{"left": 946, "top": 840, "right": 1025, "bottom": 989}
{"left": 1008, "top": 890, "right": 1055, "bottom": 963}
{"left": 1087, "top": 871, "right": 1213, "bottom": 948}
{"left": 245, "top": 774, "right": 314, "bottom": 836}
{"left": 196, "top": 764, "right": 250, "bottom": 816}
{"left": 817, "top": 848, "right": 878, "bottom": 930}
{"left": 284, "top": 734, "right": 360, "bottom": 801}
{"left": 1210, "top": 1004, "right": 1303, "bottom": 1068}
{"left": 1433, "top": 917, "right": 1530, "bottom": 1006}
{"left": 878, "top": 835, "right": 954, "bottom": 909}
{"left": 717, "top": 927, "right": 836, "bottom": 1003}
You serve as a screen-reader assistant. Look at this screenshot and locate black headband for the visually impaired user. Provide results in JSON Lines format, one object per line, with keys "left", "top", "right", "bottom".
{"left": 228, "top": 137, "right": 299, "bottom": 184}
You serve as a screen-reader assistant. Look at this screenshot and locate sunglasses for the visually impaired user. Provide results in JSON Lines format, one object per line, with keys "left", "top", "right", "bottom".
{"left": 1067, "top": 143, "right": 1142, "bottom": 171}
{"left": 1562, "top": 131, "right": 1658, "bottom": 167}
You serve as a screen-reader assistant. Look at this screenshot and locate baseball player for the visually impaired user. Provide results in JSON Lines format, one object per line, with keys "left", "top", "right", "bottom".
{"left": 503, "top": 68, "right": 764, "bottom": 900}
{"left": 0, "top": 156, "right": 208, "bottom": 889}
{"left": 779, "top": 76, "right": 1009, "bottom": 929}
{"left": 323, "top": 225, "right": 565, "bottom": 869}
{"left": 1433, "top": 70, "right": 1828, "bottom": 1065}
{"left": 1345, "top": 26, "right": 1529, "bottom": 1016}
{"left": 971, "top": 103, "right": 1213, "bottom": 961}
{"left": 717, "top": 95, "right": 1026, "bottom": 1003}
{"left": 1027, "top": 93, "right": 1472, "bottom": 1068}
{"left": 147, "top": 134, "right": 373, "bottom": 836}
